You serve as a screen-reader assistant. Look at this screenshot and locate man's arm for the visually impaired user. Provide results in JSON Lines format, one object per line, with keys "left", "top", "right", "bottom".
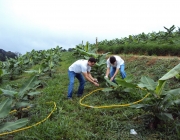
{"left": 87, "top": 72, "right": 97, "bottom": 82}
{"left": 82, "top": 72, "right": 99, "bottom": 86}
{"left": 110, "top": 68, "right": 119, "bottom": 81}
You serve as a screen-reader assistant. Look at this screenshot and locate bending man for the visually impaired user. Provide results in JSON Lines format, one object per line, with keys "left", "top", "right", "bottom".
{"left": 105, "top": 55, "right": 126, "bottom": 82}
{"left": 67, "top": 57, "right": 99, "bottom": 99}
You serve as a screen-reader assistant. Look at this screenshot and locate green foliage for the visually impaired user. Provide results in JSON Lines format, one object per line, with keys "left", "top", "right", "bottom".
{"left": 175, "top": 73, "right": 180, "bottom": 81}
{"left": 138, "top": 76, "right": 157, "bottom": 90}
{"left": 0, "top": 98, "right": 12, "bottom": 118}
{"left": 0, "top": 74, "right": 41, "bottom": 122}
{"left": 73, "top": 41, "right": 98, "bottom": 58}
{"left": 130, "top": 64, "right": 180, "bottom": 129}
{"left": 91, "top": 52, "right": 111, "bottom": 81}
{"left": 0, "top": 98, "right": 29, "bottom": 133}
{"left": 0, "top": 68, "right": 4, "bottom": 83}
{"left": 0, "top": 46, "right": 63, "bottom": 85}
{"left": 0, "top": 118, "right": 29, "bottom": 133}
{"left": 40, "top": 47, "right": 62, "bottom": 77}
{"left": 0, "top": 51, "right": 180, "bottom": 139}
{"left": 73, "top": 42, "right": 111, "bottom": 81}
{"left": 101, "top": 61, "right": 180, "bottom": 131}
{"left": 93, "top": 25, "right": 180, "bottom": 56}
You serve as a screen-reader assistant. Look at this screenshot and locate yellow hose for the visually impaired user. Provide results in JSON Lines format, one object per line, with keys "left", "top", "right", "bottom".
{"left": 0, "top": 101, "right": 56, "bottom": 136}
{"left": 79, "top": 88, "right": 150, "bottom": 108}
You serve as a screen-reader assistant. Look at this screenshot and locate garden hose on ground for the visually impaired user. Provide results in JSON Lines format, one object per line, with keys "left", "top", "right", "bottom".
{"left": 0, "top": 101, "right": 57, "bottom": 137}
{"left": 79, "top": 88, "right": 150, "bottom": 108}
{"left": 0, "top": 89, "right": 149, "bottom": 136}
{"left": 9, "top": 106, "right": 31, "bottom": 114}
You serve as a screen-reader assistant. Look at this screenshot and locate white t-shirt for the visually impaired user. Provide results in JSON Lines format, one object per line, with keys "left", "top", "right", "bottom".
{"left": 69, "top": 59, "right": 91, "bottom": 73}
{"left": 107, "top": 55, "right": 124, "bottom": 68}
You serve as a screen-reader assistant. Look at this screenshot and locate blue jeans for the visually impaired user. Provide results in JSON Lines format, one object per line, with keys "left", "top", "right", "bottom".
{"left": 110, "top": 64, "right": 126, "bottom": 82}
{"left": 67, "top": 70, "right": 86, "bottom": 98}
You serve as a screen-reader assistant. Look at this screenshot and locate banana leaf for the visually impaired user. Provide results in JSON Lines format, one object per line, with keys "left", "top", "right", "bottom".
{"left": 27, "top": 91, "right": 41, "bottom": 96}
{"left": 159, "top": 63, "right": 180, "bottom": 80}
{"left": 19, "top": 75, "right": 38, "bottom": 97}
{"left": 116, "top": 78, "right": 137, "bottom": 88}
{"left": 102, "top": 88, "right": 114, "bottom": 92}
{"left": 15, "top": 102, "right": 31, "bottom": 109}
{"left": 104, "top": 77, "right": 118, "bottom": 88}
{"left": 156, "top": 63, "right": 180, "bottom": 95}
{"left": 0, "top": 98, "right": 12, "bottom": 118}
{"left": 0, "top": 88, "right": 18, "bottom": 97}
{"left": 0, "top": 118, "right": 29, "bottom": 132}
{"left": 137, "top": 76, "right": 157, "bottom": 90}
{"left": 155, "top": 112, "right": 174, "bottom": 121}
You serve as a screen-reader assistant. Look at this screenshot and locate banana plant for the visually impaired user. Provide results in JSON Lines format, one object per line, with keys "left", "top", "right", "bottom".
{"left": 103, "top": 75, "right": 137, "bottom": 93}
{"left": 3, "top": 57, "right": 28, "bottom": 80}
{"left": 103, "top": 63, "right": 180, "bottom": 129}
{"left": 130, "top": 63, "right": 180, "bottom": 129}
{"left": 40, "top": 48, "right": 62, "bottom": 77}
{"left": 3, "top": 57, "right": 17, "bottom": 80}
{"left": 73, "top": 41, "right": 98, "bottom": 58}
{"left": 164, "top": 25, "right": 176, "bottom": 36}
{"left": 0, "top": 98, "right": 29, "bottom": 133}
{"left": 0, "top": 74, "right": 41, "bottom": 119}
{"left": 90, "top": 52, "right": 111, "bottom": 81}
{"left": 155, "top": 63, "right": 180, "bottom": 96}
{"left": 14, "top": 56, "right": 28, "bottom": 75}
{"left": 73, "top": 43, "right": 84, "bottom": 57}
{"left": 73, "top": 41, "right": 111, "bottom": 81}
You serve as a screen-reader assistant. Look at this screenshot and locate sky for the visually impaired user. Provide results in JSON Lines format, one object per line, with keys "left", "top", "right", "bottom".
{"left": 0, "top": 0, "right": 180, "bottom": 54}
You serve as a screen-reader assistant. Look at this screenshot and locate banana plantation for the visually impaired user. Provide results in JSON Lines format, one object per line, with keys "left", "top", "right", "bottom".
{"left": 91, "top": 25, "right": 180, "bottom": 56}
{"left": 0, "top": 26, "right": 180, "bottom": 139}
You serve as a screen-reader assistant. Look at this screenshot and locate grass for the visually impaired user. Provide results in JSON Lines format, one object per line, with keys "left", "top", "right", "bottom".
{"left": 0, "top": 52, "right": 180, "bottom": 140}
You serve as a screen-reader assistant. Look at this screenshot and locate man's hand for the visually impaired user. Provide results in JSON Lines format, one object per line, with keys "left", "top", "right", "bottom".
{"left": 94, "top": 82, "right": 99, "bottom": 86}
{"left": 110, "top": 77, "right": 114, "bottom": 81}
{"left": 94, "top": 78, "right": 98, "bottom": 83}
{"left": 104, "top": 76, "right": 108, "bottom": 79}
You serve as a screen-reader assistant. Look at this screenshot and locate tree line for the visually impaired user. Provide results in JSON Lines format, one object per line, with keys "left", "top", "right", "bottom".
{"left": 0, "top": 49, "right": 17, "bottom": 61}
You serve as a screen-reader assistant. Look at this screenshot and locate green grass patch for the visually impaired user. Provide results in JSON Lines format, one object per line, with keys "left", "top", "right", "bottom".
{"left": 1, "top": 52, "right": 180, "bottom": 140}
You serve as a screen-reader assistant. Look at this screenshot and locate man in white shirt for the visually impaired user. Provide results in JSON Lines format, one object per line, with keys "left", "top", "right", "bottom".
{"left": 105, "top": 55, "right": 126, "bottom": 82}
{"left": 67, "top": 57, "right": 99, "bottom": 99}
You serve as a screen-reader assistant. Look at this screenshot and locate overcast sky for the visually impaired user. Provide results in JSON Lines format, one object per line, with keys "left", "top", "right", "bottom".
{"left": 0, "top": 0, "right": 180, "bottom": 54}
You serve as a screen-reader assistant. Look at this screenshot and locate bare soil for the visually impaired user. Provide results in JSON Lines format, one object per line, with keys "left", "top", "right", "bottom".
{"left": 127, "top": 55, "right": 180, "bottom": 60}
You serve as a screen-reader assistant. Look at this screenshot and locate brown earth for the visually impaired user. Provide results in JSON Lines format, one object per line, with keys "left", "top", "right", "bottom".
{"left": 125, "top": 55, "right": 179, "bottom": 61}
{"left": 102, "top": 52, "right": 180, "bottom": 60}
{"left": 123, "top": 55, "right": 180, "bottom": 66}
{"left": 103, "top": 54, "right": 180, "bottom": 68}
{"left": 102, "top": 52, "right": 180, "bottom": 67}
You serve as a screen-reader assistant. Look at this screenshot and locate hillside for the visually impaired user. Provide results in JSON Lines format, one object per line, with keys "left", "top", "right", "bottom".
{"left": 0, "top": 51, "right": 180, "bottom": 139}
